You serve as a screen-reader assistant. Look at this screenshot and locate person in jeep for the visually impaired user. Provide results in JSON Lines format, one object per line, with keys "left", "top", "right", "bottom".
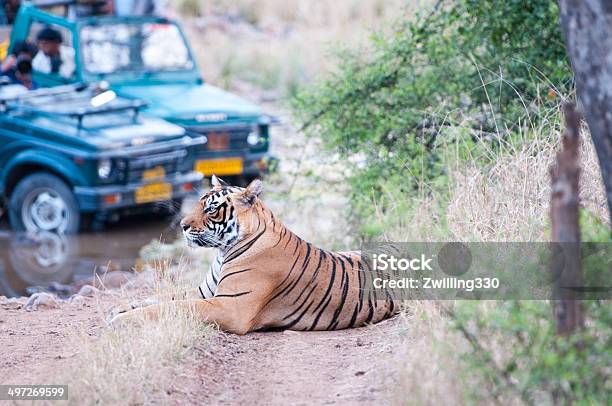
{"left": 1, "top": 40, "right": 37, "bottom": 89}
{"left": 32, "top": 26, "right": 75, "bottom": 79}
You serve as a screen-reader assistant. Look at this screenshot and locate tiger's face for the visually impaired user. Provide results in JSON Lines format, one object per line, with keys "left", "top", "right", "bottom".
{"left": 180, "top": 175, "right": 262, "bottom": 250}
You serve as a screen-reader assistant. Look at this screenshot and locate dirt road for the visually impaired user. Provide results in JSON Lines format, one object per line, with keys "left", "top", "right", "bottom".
{"left": 177, "top": 319, "right": 403, "bottom": 405}
{"left": 0, "top": 296, "right": 404, "bottom": 405}
{"left": 0, "top": 296, "right": 106, "bottom": 385}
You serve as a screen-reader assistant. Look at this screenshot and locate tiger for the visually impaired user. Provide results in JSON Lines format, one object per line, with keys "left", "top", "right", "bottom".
{"left": 110, "top": 175, "right": 400, "bottom": 334}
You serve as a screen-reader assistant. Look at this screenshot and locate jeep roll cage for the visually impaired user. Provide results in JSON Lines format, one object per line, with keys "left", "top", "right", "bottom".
{"left": 0, "top": 82, "right": 148, "bottom": 127}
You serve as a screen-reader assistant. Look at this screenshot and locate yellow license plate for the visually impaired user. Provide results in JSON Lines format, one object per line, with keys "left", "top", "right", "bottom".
{"left": 195, "top": 158, "right": 243, "bottom": 176}
{"left": 143, "top": 166, "right": 165, "bottom": 181}
{"left": 135, "top": 183, "right": 172, "bottom": 204}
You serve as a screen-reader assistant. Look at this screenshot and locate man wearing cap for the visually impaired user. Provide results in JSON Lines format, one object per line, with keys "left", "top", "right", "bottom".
{"left": 31, "top": 26, "right": 75, "bottom": 79}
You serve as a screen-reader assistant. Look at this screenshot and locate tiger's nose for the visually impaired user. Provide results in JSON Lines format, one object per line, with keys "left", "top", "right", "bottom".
{"left": 181, "top": 221, "right": 190, "bottom": 232}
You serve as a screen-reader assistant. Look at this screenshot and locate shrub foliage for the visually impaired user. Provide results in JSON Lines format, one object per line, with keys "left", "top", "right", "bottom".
{"left": 294, "top": 0, "right": 572, "bottom": 220}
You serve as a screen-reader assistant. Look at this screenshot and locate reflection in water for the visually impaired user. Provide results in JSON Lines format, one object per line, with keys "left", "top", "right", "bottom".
{"left": 0, "top": 215, "right": 180, "bottom": 298}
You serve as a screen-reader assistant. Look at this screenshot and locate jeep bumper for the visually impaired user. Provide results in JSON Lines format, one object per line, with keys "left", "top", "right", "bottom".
{"left": 74, "top": 171, "right": 203, "bottom": 212}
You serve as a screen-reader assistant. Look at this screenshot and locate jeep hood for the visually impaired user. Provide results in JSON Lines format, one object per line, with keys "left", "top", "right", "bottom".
{"left": 30, "top": 115, "right": 187, "bottom": 150}
{"left": 114, "top": 83, "right": 262, "bottom": 122}
{"left": 93, "top": 116, "right": 187, "bottom": 148}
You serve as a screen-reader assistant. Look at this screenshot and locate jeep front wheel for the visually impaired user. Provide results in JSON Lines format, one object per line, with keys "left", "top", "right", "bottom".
{"left": 9, "top": 173, "right": 80, "bottom": 234}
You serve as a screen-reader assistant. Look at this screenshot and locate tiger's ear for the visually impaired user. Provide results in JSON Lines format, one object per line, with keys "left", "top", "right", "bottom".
{"left": 239, "top": 179, "right": 263, "bottom": 207}
{"left": 211, "top": 174, "right": 228, "bottom": 188}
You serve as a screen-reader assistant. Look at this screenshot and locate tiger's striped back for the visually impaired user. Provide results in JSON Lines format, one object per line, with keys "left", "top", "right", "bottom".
{"left": 211, "top": 202, "right": 398, "bottom": 331}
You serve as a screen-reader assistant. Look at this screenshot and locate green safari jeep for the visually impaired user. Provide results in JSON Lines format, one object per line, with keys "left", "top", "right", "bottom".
{"left": 7, "top": 2, "right": 275, "bottom": 184}
{"left": 0, "top": 82, "right": 204, "bottom": 233}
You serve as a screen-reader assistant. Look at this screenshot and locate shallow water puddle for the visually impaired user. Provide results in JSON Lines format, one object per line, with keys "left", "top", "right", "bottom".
{"left": 0, "top": 215, "right": 179, "bottom": 298}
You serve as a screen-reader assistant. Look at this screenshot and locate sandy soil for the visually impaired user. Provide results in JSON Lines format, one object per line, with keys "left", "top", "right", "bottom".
{"left": 0, "top": 295, "right": 110, "bottom": 385}
{"left": 0, "top": 295, "right": 403, "bottom": 405}
{"left": 171, "top": 318, "right": 403, "bottom": 405}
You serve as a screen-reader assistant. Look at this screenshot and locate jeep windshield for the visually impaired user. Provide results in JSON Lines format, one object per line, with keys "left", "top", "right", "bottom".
{"left": 80, "top": 22, "right": 194, "bottom": 75}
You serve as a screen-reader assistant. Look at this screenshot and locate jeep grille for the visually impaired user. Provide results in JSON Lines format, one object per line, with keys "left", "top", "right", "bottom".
{"left": 124, "top": 148, "right": 188, "bottom": 184}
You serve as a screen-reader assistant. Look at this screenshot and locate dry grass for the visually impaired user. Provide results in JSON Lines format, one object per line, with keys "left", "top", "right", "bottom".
{"left": 171, "top": 0, "right": 431, "bottom": 98}
{"left": 381, "top": 109, "right": 609, "bottom": 243}
{"left": 381, "top": 103, "right": 609, "bottom": 404}
{"left": 57, "top": 258, "right": 216, "bottom": 405}
{"left": 445, "top": 125, "right": 608, "bottom": 241}
{"left": 389, "top": 302, "right": 467, "bottom": 405}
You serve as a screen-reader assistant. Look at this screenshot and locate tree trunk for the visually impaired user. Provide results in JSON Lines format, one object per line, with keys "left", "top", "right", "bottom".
{"left": 550, "top": 103, "right": 584, "bottom": 336}
{"left": 557, "top": 0, "right": 612, "bottom": 226}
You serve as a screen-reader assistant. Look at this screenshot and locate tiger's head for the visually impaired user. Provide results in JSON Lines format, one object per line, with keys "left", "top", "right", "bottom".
{"left": 180, "top": 175, "right": 263, "bottom": 250}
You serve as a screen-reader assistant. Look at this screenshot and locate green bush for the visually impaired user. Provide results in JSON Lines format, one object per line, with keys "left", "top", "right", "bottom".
{"left": 294, "top": 0, "right": 572, "bottom": 227}
{"left": 450, "top": 217, "right": 611, "bottom": 404}
{"left": 451, "top": 300, "right": 611, "bottom": 405}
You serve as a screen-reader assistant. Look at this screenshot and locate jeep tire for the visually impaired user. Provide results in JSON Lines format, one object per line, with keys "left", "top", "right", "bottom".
{"left": 9, "top": 173, "right": 80, "bottom": 234}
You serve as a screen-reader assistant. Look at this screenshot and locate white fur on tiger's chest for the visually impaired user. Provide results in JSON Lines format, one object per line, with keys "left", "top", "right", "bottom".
{"left": 199, "top": 254, "right": 223, "bottom": 298}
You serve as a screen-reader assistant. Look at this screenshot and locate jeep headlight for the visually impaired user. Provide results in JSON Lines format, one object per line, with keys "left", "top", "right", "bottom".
{"left": 247, "top": 131, "right": 260, "bottom": 146}
{"left": 98, "top": 159, "right": 112, "bottom": 179}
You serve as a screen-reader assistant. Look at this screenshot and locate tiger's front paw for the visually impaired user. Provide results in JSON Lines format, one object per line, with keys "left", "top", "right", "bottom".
{"left": 107, "top": 298, "right": 159, "bottom": 322}
{"left": 108, "top": 311, "right": 129, "bottom": 329}
{"left": 108, "top": 309, "right": 147, "bottom": 329}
